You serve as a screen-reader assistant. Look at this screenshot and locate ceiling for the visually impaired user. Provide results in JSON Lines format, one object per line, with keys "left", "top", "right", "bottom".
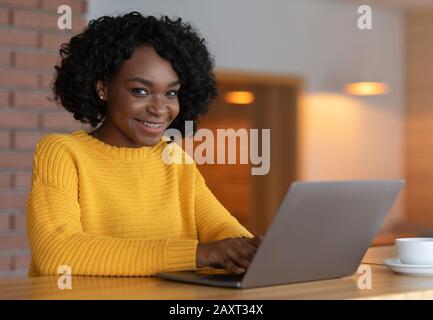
{"left": 347, "top": 0, "right": 433, "bottom": 10}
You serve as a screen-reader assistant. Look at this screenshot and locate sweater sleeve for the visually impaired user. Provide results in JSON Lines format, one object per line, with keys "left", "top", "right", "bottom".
{"left": 194, "top": 165, "right": 254, "bottom": 242}
{"left": 26, "top": 135, "right": 198, "bottom": 277}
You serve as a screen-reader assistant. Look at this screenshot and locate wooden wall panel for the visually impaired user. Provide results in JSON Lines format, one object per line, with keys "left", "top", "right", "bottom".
{"left": 195, "top": 74, "right": 300, "bottom": 235}
{"left": 406, "top": 11, "right": 433, "bottom": 225}
{"left": 251, "top": 85, "right": 298, "bottom": 235}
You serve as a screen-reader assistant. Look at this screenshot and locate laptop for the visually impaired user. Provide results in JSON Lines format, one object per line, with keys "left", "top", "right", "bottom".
{"left": 157, "top": 180, "right": 404, "bottom": 289}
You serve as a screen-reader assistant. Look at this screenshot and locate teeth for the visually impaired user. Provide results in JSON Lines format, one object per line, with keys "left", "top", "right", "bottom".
{"left": 141, "top": 121, "right": 162, "bottom": 128}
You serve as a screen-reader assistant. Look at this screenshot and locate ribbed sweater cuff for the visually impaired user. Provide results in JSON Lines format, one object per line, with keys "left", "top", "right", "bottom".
{"left": 215, "top": 226, "right": 254, "bottom": 241}
{"left": 166, "top": 239, "right": 199, "bottom": 272}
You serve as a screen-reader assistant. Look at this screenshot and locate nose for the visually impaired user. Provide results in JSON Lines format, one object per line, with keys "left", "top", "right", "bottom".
{"left": 146, "top": 97, "right": 169, "bottom": 117}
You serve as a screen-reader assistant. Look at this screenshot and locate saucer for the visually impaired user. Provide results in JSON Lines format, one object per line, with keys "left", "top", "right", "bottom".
{"left": 384, "top": 258, "right": 433, "bottom": 276}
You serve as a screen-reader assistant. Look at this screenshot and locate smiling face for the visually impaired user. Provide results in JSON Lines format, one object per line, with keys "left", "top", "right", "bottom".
{"left": 94, "top": 44, "right": 181, "bottom": 147}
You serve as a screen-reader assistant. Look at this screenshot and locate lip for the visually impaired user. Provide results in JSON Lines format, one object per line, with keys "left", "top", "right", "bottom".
{"left": 134, "top": 118, "right": 165, "bottom": 135}
{"left": 134, "top": 118, "right": 165, "bottom": 124}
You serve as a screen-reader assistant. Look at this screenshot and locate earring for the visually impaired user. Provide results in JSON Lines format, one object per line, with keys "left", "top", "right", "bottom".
{"left": 100, "top": 96, "right": 104, "bottom": 100}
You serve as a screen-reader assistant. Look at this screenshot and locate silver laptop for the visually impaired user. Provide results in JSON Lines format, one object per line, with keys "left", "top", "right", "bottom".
{"left": 157, "top": 180, "right": 404, "bottom": 289}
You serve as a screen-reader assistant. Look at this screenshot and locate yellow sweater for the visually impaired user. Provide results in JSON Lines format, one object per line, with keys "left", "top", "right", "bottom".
{"left": 26, "top": 130, "right": 253, "bottom": 277}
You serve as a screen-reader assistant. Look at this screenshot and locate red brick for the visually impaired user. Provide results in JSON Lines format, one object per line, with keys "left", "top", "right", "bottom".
{"left": 12, "top": 89, "right": 57, "bottom": 109}
{"left": 81, "top": 0, "right": 87, "bottom": 14}
{"left": 12, "top": 9, "right": 85, "bottom": 32}
{"left": 0, "top": 151, "right": 34, "bottom": 168}
{"left": 0, "top": 49, "right": 11, "bottom": 65}
{"left": 14, "top": 171, "right": 32, "bottom": 188}
{"left": 40, "top": 72, "right": 55, "bottom": 89}
{"left": 0, "top": 255, "right": 12, "bottom": 271}
{"left": 0, "top": 90, "right": 9, "bottom": 107}
{"left": 40, "top": 31, "right": 72, "bottom": 50}
{"left": 0, "top": 130, "right": 10, "bottom": 147}
{"left": 0, "top": 111, "right": 39, "bottom": 129}
{"left": 13, "top": 253, "right": 30, "bottom": 269}
{"left": 15, "top": 51, "right": 59, "bottom": 68}
{"left": 0, "top": 214, "right": 10, "bottom": 231}
{"left": 0, "top": 0, "right": 38, "bottom": 8}
{"left": 0, "top": 28, "right": 38, "bottom": 47}
{"left": 41, "top": 0, "right": 85, "bottom": 13}
{"left": 12, "top": 10, "right": 59, "bottom": 30}
{"left": 13, "top": 130, "right": 44, "bottom": 149}
{"left": 41, "top": 111, "right": 79, "bottom": 130}
{"left": 0, "top": 8, "right": 10, "bottom": 24}
{"left": 0, "top": 69, "right": 39, "bottom": 87}
{"left": 0, "top": 232, "right": 28, "bottom": 249}
{"left": 11, "top": 212, "right": 26, "bottom": 230}
{"left": 72, "top": 16, "right": 86, "bottom": 32}
{"left": 0, "top": 191, "right": 28, "bottom": 209}
{"left": 0, "top": 172, "right": 12, "bottom": 188}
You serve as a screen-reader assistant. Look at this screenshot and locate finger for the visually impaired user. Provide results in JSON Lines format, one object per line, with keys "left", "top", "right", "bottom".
{"left": 233, "top": 239, "right": 257, "bottom": 261}
{"left": 226, "top": 247, "right": 251, "bottom": 270}
{"left": 247, "top": 236, "right": 262, "bottom": 248}
{"left": 236, "top": 240, "right": 258, "bottom": 261}
{"left": 208, "top": 241, "right": 247, "bottom": 271}
{"left": 209, "top": 262, "right": 223, "bottom": 269}
{"left": 222, "top": 257, "right": 245, "bottom": 274}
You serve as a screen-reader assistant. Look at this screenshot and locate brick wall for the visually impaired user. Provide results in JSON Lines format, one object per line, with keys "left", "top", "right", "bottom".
{"left": 0, "top": 0, "right": 87, "bottom": 277}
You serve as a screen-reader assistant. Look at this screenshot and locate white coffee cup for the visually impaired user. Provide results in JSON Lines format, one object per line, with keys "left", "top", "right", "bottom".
{"left": 395, "top": 237, "right": 433, "bottom": 265}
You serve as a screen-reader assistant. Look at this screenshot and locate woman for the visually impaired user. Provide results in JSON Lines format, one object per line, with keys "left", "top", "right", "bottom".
{"left": 26, "top": 12, "right": 262, "bottom": 277}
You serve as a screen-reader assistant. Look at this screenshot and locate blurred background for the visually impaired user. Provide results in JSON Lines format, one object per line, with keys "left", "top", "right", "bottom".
{"left": 0, "top": 0, "right": 432, "bottom": 277}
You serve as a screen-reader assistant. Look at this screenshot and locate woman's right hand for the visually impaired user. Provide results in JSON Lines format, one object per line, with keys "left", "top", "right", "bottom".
{"left": 196, "top": 236, "right": 263, "bottom": 274}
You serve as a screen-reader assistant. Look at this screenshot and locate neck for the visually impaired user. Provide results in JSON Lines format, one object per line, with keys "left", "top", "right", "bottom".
{"left": 90, "top": 119, "right": 141, "bottom": 148}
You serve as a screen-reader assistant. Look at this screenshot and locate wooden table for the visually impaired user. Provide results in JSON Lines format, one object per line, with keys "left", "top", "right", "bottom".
{"left": 1, "top": 245, "right": 433, "bottom": 299}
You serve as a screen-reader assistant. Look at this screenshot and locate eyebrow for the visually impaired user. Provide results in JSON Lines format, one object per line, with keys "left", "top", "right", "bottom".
{"left": 126, "top": 77, "right": 181, "bottom": 87}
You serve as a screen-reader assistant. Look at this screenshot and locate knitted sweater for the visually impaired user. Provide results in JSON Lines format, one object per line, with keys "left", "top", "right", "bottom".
{"left": 25, "top": 130, "right": 253, "bottom": 277}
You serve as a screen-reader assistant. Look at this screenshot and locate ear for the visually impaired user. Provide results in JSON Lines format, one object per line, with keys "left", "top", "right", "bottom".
{"left": 95, "top": 80, "right": 108, "bottom": 101}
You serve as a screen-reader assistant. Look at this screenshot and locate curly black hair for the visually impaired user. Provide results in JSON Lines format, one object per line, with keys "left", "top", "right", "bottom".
{"left": 53, "top": 12, "right": 218, "bottom": 136}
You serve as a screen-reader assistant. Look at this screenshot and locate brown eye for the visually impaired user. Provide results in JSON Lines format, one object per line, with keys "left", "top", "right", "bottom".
{"left": 131, "top": 88, "right": 148, "bottom": 96}
{"left": 167, "top": 90, "right": 178, "bottom": 97}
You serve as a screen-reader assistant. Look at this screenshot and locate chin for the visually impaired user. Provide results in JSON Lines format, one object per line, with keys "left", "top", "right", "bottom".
{"left": 139, "top": 135, "right": 162, "bottom": 147}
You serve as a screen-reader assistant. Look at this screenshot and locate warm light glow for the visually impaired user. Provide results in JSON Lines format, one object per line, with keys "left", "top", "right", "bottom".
{"left": 299, "top": 93, "right": 363, "bottom": 179}
{"left": 344, "top": 82, "right": 390, "bottom": 96}
{"left": 223, "top": 91, "right": 255, "bottom": 104}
